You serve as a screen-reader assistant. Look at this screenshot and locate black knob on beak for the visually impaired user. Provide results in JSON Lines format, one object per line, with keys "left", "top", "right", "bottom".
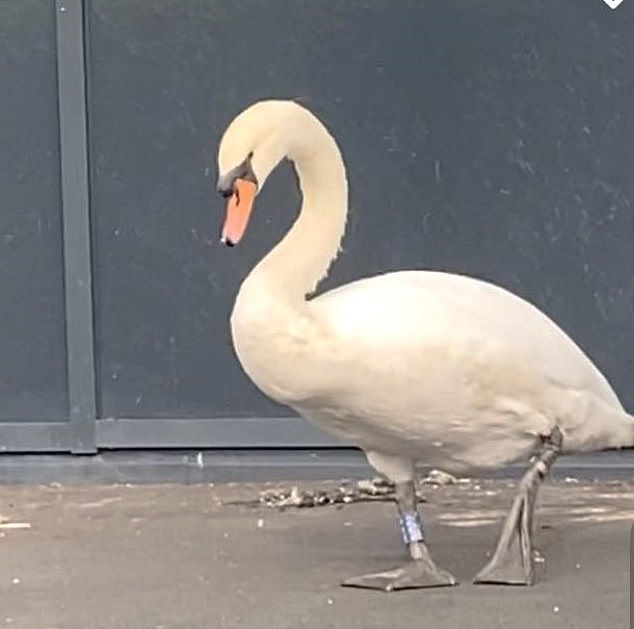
{"left": 216, "top": 174, "right": 235, "bottom": 198}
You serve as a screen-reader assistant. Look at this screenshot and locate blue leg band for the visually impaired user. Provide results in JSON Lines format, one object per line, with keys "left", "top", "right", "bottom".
{"left": 399, "top": 512, "right": 424, "bottom": 545}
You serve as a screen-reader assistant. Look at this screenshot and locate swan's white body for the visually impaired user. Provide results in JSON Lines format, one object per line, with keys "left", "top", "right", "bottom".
{"left": 219, "top": 100, "right": 633, "bottom": 482}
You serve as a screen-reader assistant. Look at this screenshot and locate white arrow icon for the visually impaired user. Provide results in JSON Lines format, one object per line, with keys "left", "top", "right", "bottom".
{"left": 602, "top": 0, "right": 626, "bottom": 8}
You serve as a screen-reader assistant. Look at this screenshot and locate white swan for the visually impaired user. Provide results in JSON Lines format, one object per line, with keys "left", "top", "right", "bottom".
{"left": 216, "top": 99, "right": 634, "bottom": 590}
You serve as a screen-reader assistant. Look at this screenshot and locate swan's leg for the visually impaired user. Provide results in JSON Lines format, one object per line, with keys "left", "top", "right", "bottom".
{"left": 474, "top": 426, "right": 563, "bottom": 586}
{"left": 342, "top": 479, "right": 457, "bottom": 591}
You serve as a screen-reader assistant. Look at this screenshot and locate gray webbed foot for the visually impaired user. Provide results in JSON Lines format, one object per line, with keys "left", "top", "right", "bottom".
{"left": 342, "top": 473, "right": 457, "bottom": 592}
{"left": 343, "top": 557, "right": 457, "bottom": 591}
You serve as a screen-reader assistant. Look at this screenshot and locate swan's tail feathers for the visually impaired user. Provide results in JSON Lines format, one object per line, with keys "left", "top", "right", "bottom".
{"left": 561, "top": 393, "right": 634, "bottom": 453}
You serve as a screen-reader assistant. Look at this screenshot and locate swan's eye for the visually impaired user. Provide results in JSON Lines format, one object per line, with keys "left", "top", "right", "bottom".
{"left": 216, "top": 153, "right": 258, "bottom": 197}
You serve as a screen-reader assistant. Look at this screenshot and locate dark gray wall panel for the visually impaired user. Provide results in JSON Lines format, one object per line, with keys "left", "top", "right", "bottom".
{"left": 0, "top": 1, "right": 68, "bottom": 421}
{"left": 86, "top": 0, "right": 634, "bottom": 420}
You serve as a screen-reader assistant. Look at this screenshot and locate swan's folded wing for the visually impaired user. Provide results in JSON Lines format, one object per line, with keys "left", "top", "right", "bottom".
{"left": 311, "top": 269, "right": 622, "bottom": 411}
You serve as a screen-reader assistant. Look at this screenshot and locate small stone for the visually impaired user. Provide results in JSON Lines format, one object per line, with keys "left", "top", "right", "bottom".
{"left": 422, "top": 470, "right": 458, "bottom": 486}
{"left": 11, "top": 578, "right": 19, "bottom": 585}
{"left": 553, "top": 606, "right": 559, "bottom": 613}
{"left": 257, "top": 519, "right": 264, "bottom": 528}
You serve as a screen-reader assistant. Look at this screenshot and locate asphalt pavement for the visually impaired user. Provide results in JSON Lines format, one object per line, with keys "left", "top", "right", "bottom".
{"left": 0, "top": 477, "right": 631, "bottom": 629}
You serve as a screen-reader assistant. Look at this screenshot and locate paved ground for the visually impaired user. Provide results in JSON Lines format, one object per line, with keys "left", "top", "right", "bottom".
{"left": 0, "top": 477, "right": 632, "bottom": 629}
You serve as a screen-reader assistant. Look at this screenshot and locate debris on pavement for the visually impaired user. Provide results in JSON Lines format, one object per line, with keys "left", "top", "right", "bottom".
{"left": 0, "top": 515, "right": 31, "bottom": 530}
{"left": 257, "top": 476, "right": 431, "bottom": 509}
{"left": 422, "top": 469, "right": 459, "bottom": 485}
{"left": 252, "top": 470, "right": 472, "bottom": 510}
{"left": 355, "top": 477, "right": 394, "bottom": 496}
{"left": 257, "top": 477, "right": 397, "bottom": 509}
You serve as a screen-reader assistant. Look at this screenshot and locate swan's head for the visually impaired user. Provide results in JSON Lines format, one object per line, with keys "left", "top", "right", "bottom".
{"left": 216, "top": 99, "right": 310, "bottom": 246}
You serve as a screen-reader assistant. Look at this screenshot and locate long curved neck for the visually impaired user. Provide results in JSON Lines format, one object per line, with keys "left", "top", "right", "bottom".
{"left": 248, "top": 126, "right": 348, "bottom": 306}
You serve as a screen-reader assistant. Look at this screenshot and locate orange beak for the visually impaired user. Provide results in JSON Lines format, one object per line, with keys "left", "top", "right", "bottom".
{"left": 221, "top": 178, "right": 257, "bottom": 246}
